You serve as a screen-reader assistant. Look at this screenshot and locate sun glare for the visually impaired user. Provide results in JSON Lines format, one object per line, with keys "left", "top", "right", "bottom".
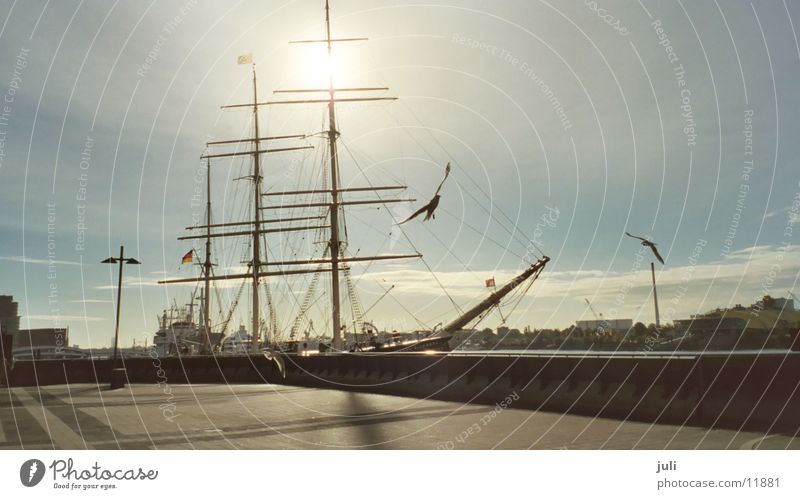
{"left": 292, "top": 43, "right": 354, "bottom": 88}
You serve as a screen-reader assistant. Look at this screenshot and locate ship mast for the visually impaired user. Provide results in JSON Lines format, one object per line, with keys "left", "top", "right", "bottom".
{"left": 160, "top": 65, "right": 315, "bottom": 351}
{"left": 256, "top": 0, "right": 418, "bottom": 350}
{"left": 160, "top": 1, "right": 419, "bottom": 351}
{"left": 324, "top": 0, "right": 343, "bottom": 349}
{"left": 202, "top": 156, "right": 212, "bottom": 353}
{"left": 250, "top": 63, "right": 264, "bottom": 351}
{"left": 442, "top": 257, "right": 549, "bottom": 334}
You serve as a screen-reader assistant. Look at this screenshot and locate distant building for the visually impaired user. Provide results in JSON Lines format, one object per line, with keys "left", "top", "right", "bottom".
{"left": 1, "top": 296, "right": 20, "bottom": 374}
{"left": 15, "top": 327, "right": 68, "bottom": 349}
{"left": 576, "top": 319, "right": 633, "bottom": 333}
{"left": 12, "top": 328, "right": 78, "bottom": 360}
{"left": 0, "top": 295, "right": 20, "bottom": 338}
{"left": 756, "top": 296, "right": 794, "bottom": 312}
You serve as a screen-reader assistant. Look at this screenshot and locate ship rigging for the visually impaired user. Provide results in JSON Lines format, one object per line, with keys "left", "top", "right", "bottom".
{"left": 158, "top": 0, "right": 549, "bottom": 356}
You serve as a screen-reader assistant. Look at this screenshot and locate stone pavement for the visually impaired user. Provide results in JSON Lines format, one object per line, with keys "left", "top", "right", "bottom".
{"left": 1, "top": 384, "right": 797, "bottom": 450}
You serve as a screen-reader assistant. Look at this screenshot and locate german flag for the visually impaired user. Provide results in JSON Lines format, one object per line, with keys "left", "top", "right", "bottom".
{"left": 181, "top": 250, "right": 193, "bottom": 265}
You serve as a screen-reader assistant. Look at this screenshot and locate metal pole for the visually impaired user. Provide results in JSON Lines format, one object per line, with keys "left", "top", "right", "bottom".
{"left": 113, "top": 245, "right": 124, "bottom": 365}
{"left": 651, "top": 261, "right": 660, "bottom": 328}
{"left": 251, "top": 63, "right": 262, "bottom": 352}
{"left": 325, "top": 0, "right": 343, "bottom": 350}
{"left": 203, "top": 157, "right": 212, "bottom": 353}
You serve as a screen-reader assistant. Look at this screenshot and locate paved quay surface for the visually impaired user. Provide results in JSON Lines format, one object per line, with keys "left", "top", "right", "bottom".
{"left": 1, "top": 384, "right": 797, "bottom": 450}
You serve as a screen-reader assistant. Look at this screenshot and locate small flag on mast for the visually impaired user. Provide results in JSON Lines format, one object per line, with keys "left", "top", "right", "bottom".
{"left": 485, "top": 277, "right": 495, "bottom": 288}
{"left": 181, "top": 250, "right": 193, "bottom": 264}
{"left": 237, "top": 53, "right": 253, "bottom": 65}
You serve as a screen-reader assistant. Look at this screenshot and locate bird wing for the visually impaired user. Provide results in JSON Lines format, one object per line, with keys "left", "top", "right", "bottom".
{"left": 423, "top": 195, "right": 442, "bottom": 221}
{"left": 400, "top": 164, "right": 449, "bottom": 225}
{"left": 624, "top": 231, "right": 646, "bottom": 242}
{"left": 263, "top": 350, "right": 285, "bottom": 378}
{"left": 398, "top": 202, "right": 431, "bottom": 225}
{"left": 433, "top": 162, "right": 451, "bottom": 196}
{"left": 650, "top": 245, "right": 665, "bottom": 264}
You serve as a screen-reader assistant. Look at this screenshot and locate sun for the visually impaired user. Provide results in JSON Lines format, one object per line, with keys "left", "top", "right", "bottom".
{"left": 291, "top": 43, "right": 354, "bottom": 89}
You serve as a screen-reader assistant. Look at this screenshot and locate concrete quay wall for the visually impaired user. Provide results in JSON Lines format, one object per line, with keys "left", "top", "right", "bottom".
{"left": 280, "top": 353, "right": 800, "bottom": 431}
{"left": 7, "top": 352, "right": 799, "bottom": 432}
{"left": 7, "top": 354, "right": 278, "bottom": 386}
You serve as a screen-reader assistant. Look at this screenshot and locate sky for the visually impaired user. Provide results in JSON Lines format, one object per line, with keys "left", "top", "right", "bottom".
{"left": 0, "top": 0, "right": 799, "bottom": 349}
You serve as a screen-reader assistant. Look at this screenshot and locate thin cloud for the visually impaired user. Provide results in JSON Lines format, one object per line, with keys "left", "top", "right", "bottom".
{"left": 764, "top": 206, "right": 799, "bottom": 225}
{"left": 0, "top": 255, "right": 82, "bottom": 266}
{"left": 94, "top": 277, "right": 163, "bottom": 290}
{"left": 764, "top": 207, "right": 788, "bottom": 219}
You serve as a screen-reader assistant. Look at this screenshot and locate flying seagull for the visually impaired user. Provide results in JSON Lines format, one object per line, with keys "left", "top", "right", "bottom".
{"left": 262, "top": 349, "right": 285, "bottom": 378}
{"left": 398, "top": 162, "right": 451, "bottom": 224}
{"left": 625, "top": 231, "right": 665, "bottom": 264}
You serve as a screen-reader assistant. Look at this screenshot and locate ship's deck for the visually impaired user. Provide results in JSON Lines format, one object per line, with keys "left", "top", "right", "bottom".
{"left": 1, "top": 383, "right": 797, "bottom": 450}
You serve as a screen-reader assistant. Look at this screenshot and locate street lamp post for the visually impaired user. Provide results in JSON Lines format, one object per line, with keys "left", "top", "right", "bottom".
{"left": 624, "top": 232, "right": 664, "bottom": 329}
{"left": 102, "top": 245, "right": 140, "bottom": 385}
{"left": 651, "top": 262, "right": 660, "bottom": 329}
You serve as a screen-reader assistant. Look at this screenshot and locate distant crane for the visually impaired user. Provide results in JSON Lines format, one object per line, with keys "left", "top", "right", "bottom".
{"left": 584, "top": 298, "right": 604, "bottom": 321}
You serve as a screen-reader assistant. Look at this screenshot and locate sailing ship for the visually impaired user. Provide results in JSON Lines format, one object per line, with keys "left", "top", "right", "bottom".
{"left": 157, "top": 0, "right": 550, "bottom": 356}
